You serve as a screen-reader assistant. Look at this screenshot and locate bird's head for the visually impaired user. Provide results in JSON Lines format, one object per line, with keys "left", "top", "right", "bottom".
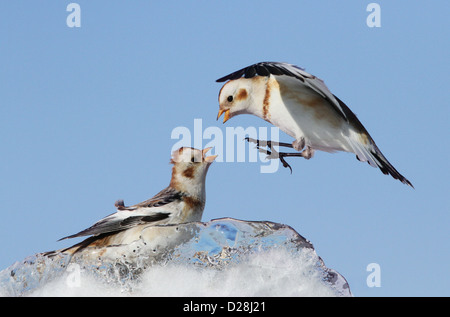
{"left": 169, "top": 147, "right": 217, "bottom": 196}
{"left": 217, "top": 78, "right": 257, "bottom": 123}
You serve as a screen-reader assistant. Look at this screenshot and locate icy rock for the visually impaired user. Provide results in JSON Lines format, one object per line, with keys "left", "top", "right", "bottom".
{"left": 0, "top": 218, "right": 351, "bottom": 296}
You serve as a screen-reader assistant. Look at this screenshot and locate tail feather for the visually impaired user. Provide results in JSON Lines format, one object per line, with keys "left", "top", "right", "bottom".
{"left": 347, "top": 134, "right": 413, "bottom": 188}
{"left": 370, "top": 146, "right": 414, "bottom": 188}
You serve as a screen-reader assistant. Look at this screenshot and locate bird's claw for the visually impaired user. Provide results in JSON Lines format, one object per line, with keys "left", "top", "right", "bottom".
{"left": 245, "top": 137, "right": 294, "bottom": 174}
{"left": 244, "top": 137, "right": 258, "bottom": 145}
{"left": 278, "top": 154, "right": 293, "bottom": 174}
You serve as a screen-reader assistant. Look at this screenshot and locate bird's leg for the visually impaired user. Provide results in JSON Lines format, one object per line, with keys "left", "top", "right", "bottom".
{"left": 245, "top": 137, "right": 298, "bottom": 172}
{"left": 299, "top": 146, "right": 315, "bottom": 160}
{"left": 291, "top": 138, "right": 314, "bottom": 159}
{"left": 245, "top": 137, "right": 315, "bottom": 172}
{"left": 245, "top": 138, "right": 278, "bottom": 159}
{"left": 292, "top": 138, "right": 305, "bottom": 151}
{"left": 245, "top": 137, "right": 294, "bottom": 150}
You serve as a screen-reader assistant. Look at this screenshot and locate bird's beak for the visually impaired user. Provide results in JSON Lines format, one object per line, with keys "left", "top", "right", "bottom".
{"left": 202, "top": 147, "right": 218, "bottom": 163}
{"left": 217, "top": 109, "right": 230, "bottom": 124}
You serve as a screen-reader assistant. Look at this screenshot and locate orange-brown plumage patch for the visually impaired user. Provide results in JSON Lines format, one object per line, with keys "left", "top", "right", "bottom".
{"left": 263, "top": 82, "right": 271, "bottom": 121}
{"left": 183, "top": 196, "right": 204, "bottom": 210}
{"left": 86, "top": 235, "right": 117, "bottom": 248}
{"left": 169, "top": 165, "right": 180, "bottom": 188}
{"left": 182, "top": 166, "right": 196, "bottom": 179}
{"left": 64, "top": 234, "right": 120, "bottom": 254}
{"left": 236, "top": 88, "right": 248, "bottom": 101}
{"left": 278, "top": 79, "right": 341, "bottom": 128}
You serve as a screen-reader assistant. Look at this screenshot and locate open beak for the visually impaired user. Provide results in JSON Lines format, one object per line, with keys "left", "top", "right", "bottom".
{"left": 202, "top": 147, "right": 218, "bottom": 163}
{"left": 217, "top": 109, "right": 230, "bottom": 124}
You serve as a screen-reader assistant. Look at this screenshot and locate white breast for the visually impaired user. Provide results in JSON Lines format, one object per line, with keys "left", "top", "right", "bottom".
{"left": 265, "top": 76, "right": 354, "bottom": 153}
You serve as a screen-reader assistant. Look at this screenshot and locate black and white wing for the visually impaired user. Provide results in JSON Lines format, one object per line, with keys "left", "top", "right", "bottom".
{"left": 216, "top": 61, "right": 350, "bottom": 122}
{"left": 58, "top": 187, "right": 181, "bottom": 240}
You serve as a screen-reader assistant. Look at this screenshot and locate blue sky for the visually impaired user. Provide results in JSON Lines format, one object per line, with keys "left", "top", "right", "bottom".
{"left": 0, "top": 1, "right": 448, "bottom": 296}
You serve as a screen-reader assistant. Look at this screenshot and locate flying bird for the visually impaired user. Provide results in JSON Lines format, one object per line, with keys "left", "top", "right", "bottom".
{"left": 56, "top": 147, "right": 217, "bottom": 255}
{"left": 216, "top": 62, "right": 412, "bottom": 187}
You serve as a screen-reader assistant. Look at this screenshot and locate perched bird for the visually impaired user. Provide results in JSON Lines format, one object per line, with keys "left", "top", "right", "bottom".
{"left": 57, "top": 147, "right": 217, "bottom": 255}
{"left": 216, "top": 61, "right": 413, "bottom": 187}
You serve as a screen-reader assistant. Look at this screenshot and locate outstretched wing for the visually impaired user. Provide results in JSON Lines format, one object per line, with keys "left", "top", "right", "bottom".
{"left": 59, "top": 187, "right": 181, "bottom": 240}
{"left": 216, "top": 61, "right": 350, "bottom": 122}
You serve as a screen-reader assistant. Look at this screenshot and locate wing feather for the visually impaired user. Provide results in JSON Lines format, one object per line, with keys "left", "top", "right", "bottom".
{"left": 59, "top": 186, "right": 181, "bottom": 240}
{"left": 216, "top": 62, "right": 349, "bottom": 121}
{"left": 58, "top": 212, "right": 170, "bottom": 240}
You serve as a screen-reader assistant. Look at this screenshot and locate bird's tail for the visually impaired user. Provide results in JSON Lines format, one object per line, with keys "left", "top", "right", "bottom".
{"left": 42, "top": 232, "right": 117, "bottom": 258}
{"left": 347, "top": 132, "right": 413, "bottom": 188}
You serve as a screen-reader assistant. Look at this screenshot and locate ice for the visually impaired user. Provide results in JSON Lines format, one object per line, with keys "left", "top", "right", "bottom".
{"left": 0, "top": 218, "right": 351, "bottom": 297}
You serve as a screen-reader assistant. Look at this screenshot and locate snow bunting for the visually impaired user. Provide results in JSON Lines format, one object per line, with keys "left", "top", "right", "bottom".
{"left": 216, "top": 62, "right": 412, "bottom": 187}
{"left": 58, "top": 147, "right": 217, "bottom": 254}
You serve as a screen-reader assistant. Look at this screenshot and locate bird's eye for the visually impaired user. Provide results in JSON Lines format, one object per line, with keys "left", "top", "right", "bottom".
{"left": 227, "top": 95, "right": 233, "bottom": 102}
{"left": 191, "top": 156, "right": 197, "bottom": 163}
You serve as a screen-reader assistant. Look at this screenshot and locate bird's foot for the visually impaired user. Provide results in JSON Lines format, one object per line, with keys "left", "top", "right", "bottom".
{"left": 245, "top": 137, "right": 293, "bottom": 149}
{"left": 299, "top": 146, "right": 315, "bottom": 160}
{"left": 245, "top": 137, "right": 304, "bottom": 173}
